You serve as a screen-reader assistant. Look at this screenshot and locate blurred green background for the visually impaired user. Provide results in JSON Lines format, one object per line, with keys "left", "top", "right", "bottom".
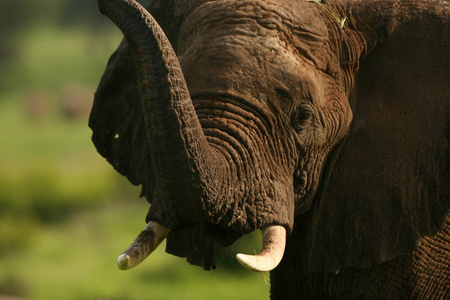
{"left": 0, "top": 0, "right": 269, "bottom": 299}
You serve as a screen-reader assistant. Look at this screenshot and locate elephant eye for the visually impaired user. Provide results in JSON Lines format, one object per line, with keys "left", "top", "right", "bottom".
{"left": 291, "top": 104, "right": 313, "bottom": 133}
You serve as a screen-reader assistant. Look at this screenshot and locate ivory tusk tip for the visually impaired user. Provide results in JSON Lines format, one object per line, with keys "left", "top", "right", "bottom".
{"left": 236, "top": 253, "right": 252, "bottom": 269}
{"left": 117, "top": 254, "right": 132, "bottom": 270}
{"left": 235, "top": 225, "right": 286, "bottom": 272}
{"left": 236, "top": 253, "right": 267, "bottom": 272}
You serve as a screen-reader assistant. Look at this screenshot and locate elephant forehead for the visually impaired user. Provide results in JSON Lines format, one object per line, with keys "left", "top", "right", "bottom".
{"left": 178, "top": 33, "right": 315, "bottom": 100}
{"left": 181, "top": 1, "right": 323, "bottom": 74}
{"left": 186, "top": 0, "right": 328, "bottom": 29}
{"left": 179, "top": 0, "right": 329, "bottom": 49}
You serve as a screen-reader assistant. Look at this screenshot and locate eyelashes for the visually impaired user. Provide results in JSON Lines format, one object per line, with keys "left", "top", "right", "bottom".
{"left": 291, "top": 104, "right": 313, "bottom": 132}
{"left": 273, "top": 87, "right": 317, "bottom": 133}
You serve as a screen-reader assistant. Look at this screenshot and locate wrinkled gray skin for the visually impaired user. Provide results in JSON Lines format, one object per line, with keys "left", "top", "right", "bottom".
{"left": 90, "top": 0, "right": 450, "bottom": 298}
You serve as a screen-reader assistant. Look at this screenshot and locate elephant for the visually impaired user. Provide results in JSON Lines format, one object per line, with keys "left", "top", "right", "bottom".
{"left": 89, "top": 0, "right": 450, "bottom": 298}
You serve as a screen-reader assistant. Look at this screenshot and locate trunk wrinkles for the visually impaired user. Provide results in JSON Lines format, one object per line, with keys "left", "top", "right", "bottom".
{"left": 192, "top": 94, "right": 296, "bottom": 232}
{"left": 98, "top": 0, "right": 295, "bottom": 233}
{"left": 98, "top": 0, "right": 227, "bottom": 227}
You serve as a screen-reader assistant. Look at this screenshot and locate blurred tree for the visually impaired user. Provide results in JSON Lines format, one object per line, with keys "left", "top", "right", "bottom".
{"left": 59, "top": 0, "right": 148, "bottom": 27}
{"left": 0, "top": 0, "right": 37, "bottom": 61}
{"left": 0, "top": 0, "right": 148, "bottom": 62}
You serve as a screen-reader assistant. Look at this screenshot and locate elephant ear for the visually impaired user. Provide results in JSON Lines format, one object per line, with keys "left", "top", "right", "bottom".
{"left": 89, "top": 0, "right": 201, "bottom": 199}
{"left": 90, "top": 39, "right": 153, "bottom": 197}
{"left": 300, "top": 0, "right": 450, "bottom": 272}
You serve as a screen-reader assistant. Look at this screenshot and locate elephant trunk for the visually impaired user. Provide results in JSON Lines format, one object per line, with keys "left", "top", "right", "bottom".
{"left": 98, "top": 0, "right": 223, "bottom": 224}
{"left": 98, "top": 0, "right": 288, "bottom": 272}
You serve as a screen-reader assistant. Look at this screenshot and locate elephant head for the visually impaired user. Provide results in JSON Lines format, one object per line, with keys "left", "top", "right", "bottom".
{"left": 90, "top": 0, "right": 449, "bottom": 278}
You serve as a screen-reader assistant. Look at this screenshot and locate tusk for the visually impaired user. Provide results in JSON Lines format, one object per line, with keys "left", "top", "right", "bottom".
{"left": 236, "top": 225, "right": 286, "bottom": 272}
{"left": 117, "top": 221, "right": 171, "bottom": 270}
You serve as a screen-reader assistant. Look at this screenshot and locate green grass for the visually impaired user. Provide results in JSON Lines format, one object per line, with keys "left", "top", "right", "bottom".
{"left": 1, "top": 25, "right": 120, "bottom": 92}
{"left": 0, "top": 98, "right": 118, "bottom": 220}
{"left": 0, "top": 201, "right": 270, "bottom": 300}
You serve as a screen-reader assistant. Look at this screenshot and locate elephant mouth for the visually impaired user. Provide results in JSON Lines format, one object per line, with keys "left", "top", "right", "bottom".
{"left": 205, "top": 223, "right": 244, "bottom": 247}
{"left": 117, "top": 220, "right": 287, "bottom": 272}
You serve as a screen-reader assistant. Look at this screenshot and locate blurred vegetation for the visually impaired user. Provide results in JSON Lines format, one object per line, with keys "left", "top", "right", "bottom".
{"left": 3, "top": 0, "right": 448, "bottom": 299}
{"left": 0, "top": 0, "right": 268, "bottom": 299}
